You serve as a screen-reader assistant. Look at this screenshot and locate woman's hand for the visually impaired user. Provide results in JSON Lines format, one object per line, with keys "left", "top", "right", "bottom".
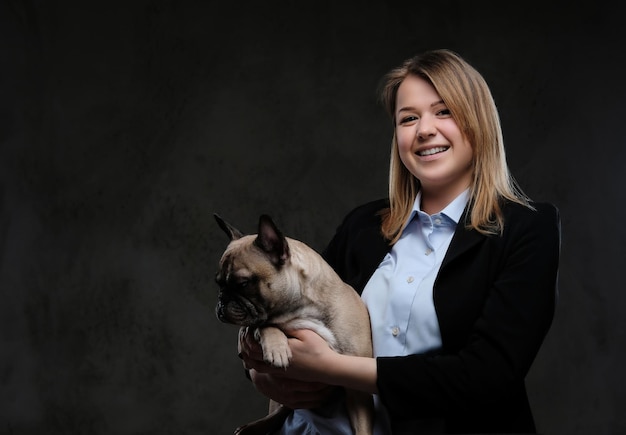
{"left": 238, "top": 327, "right": 339, "bottom": 409}
{"left": 283, "top": 329, "right": 338, "bottom": 381}
{"left": 248, "top": 370, "right": 336, "bottom": 409}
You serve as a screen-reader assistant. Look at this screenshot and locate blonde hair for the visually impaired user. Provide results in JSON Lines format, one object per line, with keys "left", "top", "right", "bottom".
{"left": 378, "top": 49, "right": 531, "bottom": 244}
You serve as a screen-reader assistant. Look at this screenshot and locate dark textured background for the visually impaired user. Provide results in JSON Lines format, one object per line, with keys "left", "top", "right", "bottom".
{"left": 1, "top": 1, "right": 624, "bottom": 434}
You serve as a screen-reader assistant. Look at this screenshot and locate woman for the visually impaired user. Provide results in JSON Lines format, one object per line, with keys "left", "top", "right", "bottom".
{"left": 240, "top": 49, "right": 561, "bottom": 434}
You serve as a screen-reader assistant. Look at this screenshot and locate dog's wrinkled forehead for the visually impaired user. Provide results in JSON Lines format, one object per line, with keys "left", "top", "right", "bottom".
{"left": 219, "top": 236, "right": 277, "bottom": 281}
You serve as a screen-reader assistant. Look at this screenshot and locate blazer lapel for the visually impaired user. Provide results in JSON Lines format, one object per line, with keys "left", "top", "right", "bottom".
{"left": 440, "top": 212, "right": 485, "bottom": 271}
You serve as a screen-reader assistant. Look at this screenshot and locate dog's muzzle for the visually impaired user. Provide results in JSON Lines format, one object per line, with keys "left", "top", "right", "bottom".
{"left": 215, "top": 294, "right": 263, "bottom": 326}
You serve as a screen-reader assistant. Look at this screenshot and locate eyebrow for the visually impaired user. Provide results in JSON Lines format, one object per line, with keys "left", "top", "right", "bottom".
{"left": 397, "top": 99, "right": 445, "bottom": 113}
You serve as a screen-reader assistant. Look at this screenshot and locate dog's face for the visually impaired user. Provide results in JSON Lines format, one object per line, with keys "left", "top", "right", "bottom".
{"left": 214, "top": 214, "right": 301, "bottom": 327}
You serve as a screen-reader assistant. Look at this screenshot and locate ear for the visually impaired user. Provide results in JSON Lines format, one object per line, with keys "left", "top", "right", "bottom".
{"left": 214, "top": 213, "right": 244, "bottom": 240}
{"left": 254, "top": 214, "right": 290, "bottom": 266}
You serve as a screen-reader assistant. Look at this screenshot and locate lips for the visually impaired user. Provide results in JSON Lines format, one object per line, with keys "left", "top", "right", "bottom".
{"left": 216, "top": 296, "right": 250, "bottom": 324}
{"left": 417, "top": 146, "right": 449, "bottom": 156}
{"left": 216, "top": 294, "right": 265, "bottom": 326}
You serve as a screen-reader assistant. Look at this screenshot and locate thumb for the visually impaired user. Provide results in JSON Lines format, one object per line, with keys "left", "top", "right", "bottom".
{"left": 284, "top": 328, "right": 315, "bottom": 340}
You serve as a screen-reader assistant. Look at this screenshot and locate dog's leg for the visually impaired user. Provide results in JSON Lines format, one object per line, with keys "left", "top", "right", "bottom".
{"left": 254, "top": 326, "right": 291, "bottom": 368}
{"left": 345, "top": 389, "right": 375, "bottom": 435}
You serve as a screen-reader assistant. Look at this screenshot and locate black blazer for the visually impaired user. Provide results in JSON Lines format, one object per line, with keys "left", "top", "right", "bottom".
{"left": 322, "top": 199, "right": 561, "bottom": 434}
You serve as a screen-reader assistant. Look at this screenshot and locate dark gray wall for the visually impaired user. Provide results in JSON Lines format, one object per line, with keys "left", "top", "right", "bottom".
{"left": 1, "top": 1, "right": 624, "bottom": 434}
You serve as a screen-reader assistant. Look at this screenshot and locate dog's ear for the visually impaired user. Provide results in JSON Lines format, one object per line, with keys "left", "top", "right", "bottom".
{"left": 214, "top": 214, "right": 244, "bottom": 240}
{"left": 254, "top": 214, "right": 290, "bottom": 266}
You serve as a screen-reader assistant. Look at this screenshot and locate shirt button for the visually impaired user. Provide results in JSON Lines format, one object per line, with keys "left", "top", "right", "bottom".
{"left": 425, "top": 248, "right": 433, "bottom": 255}
{"left": 434, "top": 218, "right": 442, "bottom": 225}
{"left": 407, "top": 276, "right": 414, "bottom": 283}
{"left": 391, "top": 327, "right": 399, "bottom": 336}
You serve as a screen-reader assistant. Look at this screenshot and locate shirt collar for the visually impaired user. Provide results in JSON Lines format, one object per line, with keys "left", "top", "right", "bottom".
{"left": 440, "top": 188, "right": 470, "bottom": 224}
{"left": 405, "top": 188, "right": 470, "bottom": 229}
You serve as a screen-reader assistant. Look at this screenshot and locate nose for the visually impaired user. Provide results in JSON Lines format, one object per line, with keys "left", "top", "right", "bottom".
{"left": 417, "top": 116, "right": 436, "bottom": 140}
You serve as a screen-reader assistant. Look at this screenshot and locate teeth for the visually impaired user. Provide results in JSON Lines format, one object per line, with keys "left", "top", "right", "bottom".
{"left": 418, "top": 146, "right": 448, "bottom": 156}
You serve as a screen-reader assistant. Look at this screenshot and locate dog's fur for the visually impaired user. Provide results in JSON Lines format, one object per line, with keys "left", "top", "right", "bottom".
{"left": 214, "top": 214, "right": 374, "bottom": 435}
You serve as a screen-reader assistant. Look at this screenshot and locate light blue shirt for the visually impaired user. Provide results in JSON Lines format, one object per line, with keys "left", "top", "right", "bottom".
{"left": 362, "top": 188, "right": 469, "bottom": 357}
{"left": 277, "top": 189, "right": 470, "bottom": 435}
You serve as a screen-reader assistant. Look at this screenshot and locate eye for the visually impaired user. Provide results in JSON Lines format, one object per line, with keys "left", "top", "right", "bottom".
{"left": 436, "top": 108, "right": 452, "bottom": 117}
{"left": 398, "top": 115, "right": 418, "bottom": 125}
{"left": 233, "top": 278, "right": 252, "bottom": 290}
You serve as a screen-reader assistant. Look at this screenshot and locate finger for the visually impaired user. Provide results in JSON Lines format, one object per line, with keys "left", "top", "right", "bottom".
{"left": 238, "top": 332, "right": 265, "bottom": 363}
{"left": 244, "top": 344, "right": 265, "bottom": 363}
{"left": 283, "top": 328, "right": 311, "bottom": 340}
{"left": 237, "top": 327, "right": 248, "bottom": 354}
{"left": 244, "top": 355, "right": 278, "bottom": 373}
{"left": 245, "top": 333, "right": 262, "bottom": 352}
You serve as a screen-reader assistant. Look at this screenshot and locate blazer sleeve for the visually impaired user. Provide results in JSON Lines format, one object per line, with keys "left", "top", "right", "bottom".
{"left": 375, "top": 202, "right": 561, "bottom": 419}
{"left": 322, "top": 198, "right": 391, "bottom": 294}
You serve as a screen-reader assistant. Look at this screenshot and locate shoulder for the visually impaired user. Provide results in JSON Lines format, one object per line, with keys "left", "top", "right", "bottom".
{"left": 499, "top": 200, "right": 561, "bottom": 244}
{"left": 501, "top": 200, "right": 560, "bottom": 226}
{"left": 328, "top": 198, "right": 390, "bottom": 242}
{"left": 323, "top": 199, "right": 391, "bottom": 290}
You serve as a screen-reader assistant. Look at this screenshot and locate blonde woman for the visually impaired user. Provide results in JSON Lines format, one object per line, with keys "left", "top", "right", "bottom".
{"left": 240, "top": 49, "right": 561, "bottom": 434}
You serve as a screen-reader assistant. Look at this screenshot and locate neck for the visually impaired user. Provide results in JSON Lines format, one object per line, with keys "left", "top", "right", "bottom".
{"left": 420, "top": 184, "right": 468, "bottom": 215}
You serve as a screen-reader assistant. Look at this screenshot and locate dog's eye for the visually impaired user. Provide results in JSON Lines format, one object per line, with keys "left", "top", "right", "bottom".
{"left": 228, "top": 276, "right": 255, "bottom": 291}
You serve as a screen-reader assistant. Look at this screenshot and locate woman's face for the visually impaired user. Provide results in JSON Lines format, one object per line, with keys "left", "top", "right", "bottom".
{"left": 395, "top": 74, "right": 473, "bottom": 198}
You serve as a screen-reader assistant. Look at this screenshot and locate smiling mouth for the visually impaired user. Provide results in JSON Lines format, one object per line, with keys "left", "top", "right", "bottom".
{"left": 417, "top": 146, "right": 449, "bottom": 156}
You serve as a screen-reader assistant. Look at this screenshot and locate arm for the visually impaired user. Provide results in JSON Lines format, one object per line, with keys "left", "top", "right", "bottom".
{"left": 241, "top": 328, "right": 378, "bottom": 396}
{"left": 286, "top": 329, "right": 379, "bottom": 394}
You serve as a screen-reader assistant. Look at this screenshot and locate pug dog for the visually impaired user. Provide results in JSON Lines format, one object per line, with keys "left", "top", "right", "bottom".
{"left": 214, "top": 213, "right": 374, "bottom": 435}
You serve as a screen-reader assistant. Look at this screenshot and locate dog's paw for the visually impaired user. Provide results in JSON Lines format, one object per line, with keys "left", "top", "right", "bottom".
{"left": 264, "top": 344, "right": 292, "bottom": 369}
{"left": 257, "top": 326, "right": 292, "bottom": 369}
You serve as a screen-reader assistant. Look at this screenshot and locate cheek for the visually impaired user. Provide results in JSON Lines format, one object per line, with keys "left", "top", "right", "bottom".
{"left": 396, "top": 128, "right": 414, "bottom": 153}
{"left": 458, "top": 138, "right": 474, "bottom": 163}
